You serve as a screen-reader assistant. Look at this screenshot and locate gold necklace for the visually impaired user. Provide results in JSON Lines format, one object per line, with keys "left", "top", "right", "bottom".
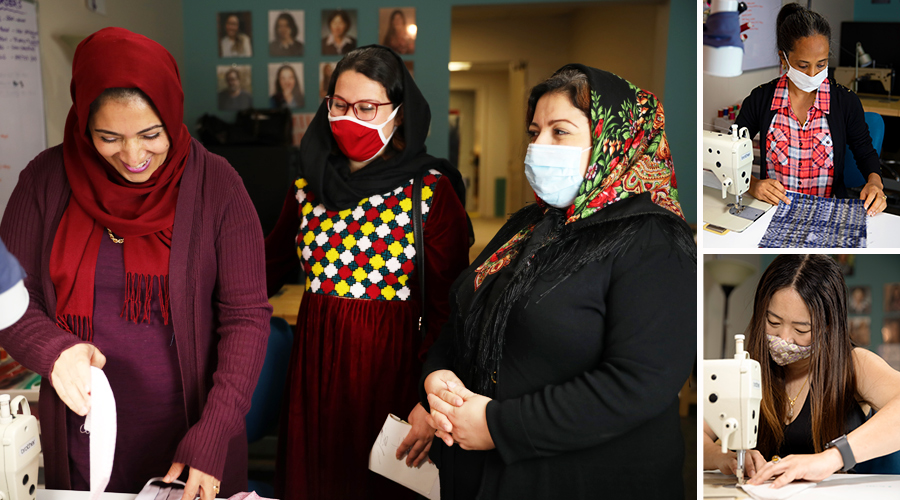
{"left": 787, "top": 376, "right": 808, "bottom": 420}
{"left": 106, "top": 227, "right": 124, "bottom": 244}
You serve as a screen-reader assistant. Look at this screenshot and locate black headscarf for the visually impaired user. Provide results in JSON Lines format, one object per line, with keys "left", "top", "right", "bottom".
{"left": 298, "top": 44, "right": 465, "bottom": 211}
{"left": 452, "top": 64, "right": 694, "bottom": 394}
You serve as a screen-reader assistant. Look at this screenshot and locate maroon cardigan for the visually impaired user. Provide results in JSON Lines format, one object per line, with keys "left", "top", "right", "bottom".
{"left": 0, "top": 139, "right": 271, "bottom": 495}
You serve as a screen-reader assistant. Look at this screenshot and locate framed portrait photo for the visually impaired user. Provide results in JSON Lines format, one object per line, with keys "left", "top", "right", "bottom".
{"left": 218, "top": 11, "right": 253, "bottom": 58}
{"left": 269, "top": 62, "right": 305, "bottom": 109}
{"left": 216, "top": 65, "right": 252, "bottom": 111}
{"left": 379, "top": 7, "right": 416, "bottom": 55}
{"left": 269, "top": 10, "right": 305, "bottom": 57}
{"left": 321, "top": 9, "right": 358, "bottom": 55}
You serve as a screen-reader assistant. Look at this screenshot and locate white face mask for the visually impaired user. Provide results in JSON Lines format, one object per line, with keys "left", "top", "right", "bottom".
{"left": 523, "top": 143, "right": 591, "bottom": 209}
{"left": 782, "top": 51, "right": 828, "bottom": 93}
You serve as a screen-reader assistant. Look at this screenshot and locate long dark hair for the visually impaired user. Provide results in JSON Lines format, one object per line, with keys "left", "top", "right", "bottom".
{"left": 328, "top": 46, "right": 405, "bottom": 153}
{"left": 273, "top": 65, "right": 304, "bottom": 108}
{"left": 746, "top": 255, "right": 858, "bottom": 457}
{"left": 274, "top": 12, "right": 298, "bottom": 41}
{"left": 382, "top": 10, "right": 407, "bottom": 45}
{"left": 776, "top": 3, "right": 831, "bottom": 56}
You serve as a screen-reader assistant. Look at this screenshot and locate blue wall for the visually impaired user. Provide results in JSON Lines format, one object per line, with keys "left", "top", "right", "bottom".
{"left": 854, "top": 0, "right": 900, "bottom": 22}
{"left": 181, "top": 0, "right": 697, "bottom": 222}
{"left": 761, "top": 254, "right": 900, "bottom": 351}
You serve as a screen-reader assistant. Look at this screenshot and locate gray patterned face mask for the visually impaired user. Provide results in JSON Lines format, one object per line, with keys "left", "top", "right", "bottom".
{"left": 767, "top": 334, "right": 813, "bottom": 365}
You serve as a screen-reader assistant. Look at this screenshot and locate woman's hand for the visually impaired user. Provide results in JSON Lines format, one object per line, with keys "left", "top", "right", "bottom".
{"left": 710, "top": 449, "right": 767, "bottom": 479}
{"left": 423, "top": 370, "right": 466, "bottom": 435}
{"left": 745, "top": 449, "right": 843, "bottom": 488}
{"left": 748, "top": 177, "right": 791, "bottom": 206}
{"left": 164, "top": 462, "right": 221, "bottom": 500}
{"left": 427, "top": 385, "right": 495, "bottom": 451}
{"left": 50, "top": 343, "right": 106, "bottom": 416}
{"left": 395, "top": 403, "right": 434, "bottom": 467}
{"left": 860, "top": 175, "right": 887, "bottom": 216}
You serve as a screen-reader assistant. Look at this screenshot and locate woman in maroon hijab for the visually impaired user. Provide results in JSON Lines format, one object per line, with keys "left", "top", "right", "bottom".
{"left": 0, "top": 28, "right": 270, "bottom": 500}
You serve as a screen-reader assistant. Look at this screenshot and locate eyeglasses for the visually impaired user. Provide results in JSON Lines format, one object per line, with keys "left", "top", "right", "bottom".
{"left": 326, "top": 96, "right": 394, "bottom": 122}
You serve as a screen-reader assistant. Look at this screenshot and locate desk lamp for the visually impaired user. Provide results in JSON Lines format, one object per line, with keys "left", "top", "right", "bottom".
{"left": 0, "top": 238, "right": 28, "bottom": 330}
{"left": 706, "top": 258, "right": 755, "bottom": 358}
{"left": 856, "top": 42, "right": 873, "bottom": 93}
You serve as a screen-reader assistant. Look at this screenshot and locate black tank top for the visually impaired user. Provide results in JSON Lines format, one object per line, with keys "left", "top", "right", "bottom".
{"left": 777, "top": 388, "right": 866, "bottom": 457}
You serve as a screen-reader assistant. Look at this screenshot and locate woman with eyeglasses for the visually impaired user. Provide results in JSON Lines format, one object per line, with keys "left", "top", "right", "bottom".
{"left": 265, "top": 45, "right": 470, "bottom": 500}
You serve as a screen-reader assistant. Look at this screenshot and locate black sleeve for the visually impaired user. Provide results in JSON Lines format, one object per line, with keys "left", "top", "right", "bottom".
{"left": 735, "top": 86, "right": 762, "bottom": 140}
{"left": 483, "top": 220, "right": 696, "bottom": 464}
{"left": 843, "top": 89, "right": 882, "bottom": 181}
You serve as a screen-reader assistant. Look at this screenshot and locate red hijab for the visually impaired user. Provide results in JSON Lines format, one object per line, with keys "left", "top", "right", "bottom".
{"left": 50, "top": 27, "right": 191, "bottom": 340}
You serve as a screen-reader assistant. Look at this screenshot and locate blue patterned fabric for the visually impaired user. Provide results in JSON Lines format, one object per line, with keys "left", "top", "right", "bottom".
{"left": 759, "top": 191, "right": 867, "bottom": 248}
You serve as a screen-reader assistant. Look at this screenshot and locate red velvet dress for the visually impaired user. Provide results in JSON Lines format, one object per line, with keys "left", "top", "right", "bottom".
{"left": 266, "top": 171, "right": 469, "bottom": 500}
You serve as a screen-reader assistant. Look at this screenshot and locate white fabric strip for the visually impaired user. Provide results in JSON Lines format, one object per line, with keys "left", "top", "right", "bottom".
{"left": 86, "top": 366, "right": 117, "bottom": 500}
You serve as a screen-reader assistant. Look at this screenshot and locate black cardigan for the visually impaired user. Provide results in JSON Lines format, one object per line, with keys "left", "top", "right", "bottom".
{"left": 734, "top": 77, "right": 881, "bottom": 199}
{"left": 421, "top": 194, "right": 696, "bottom": 499}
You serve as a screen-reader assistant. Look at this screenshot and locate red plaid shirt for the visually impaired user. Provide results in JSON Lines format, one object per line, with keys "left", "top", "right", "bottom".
{"left": 766, "top": 74, "right": 834, "bottom": 197}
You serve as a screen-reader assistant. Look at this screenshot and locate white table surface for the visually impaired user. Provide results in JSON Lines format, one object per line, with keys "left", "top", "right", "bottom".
{"left": 702, "top": 191, "right": 900, "bottom": 249}
{"left": 704, "top": 471, "right": 900, "bottom": 499}
{"left": 37, "top": 490, "right": 224, "bottom": 500}
{"left": 37, "top": 491, "right": 135, "bottom": 500}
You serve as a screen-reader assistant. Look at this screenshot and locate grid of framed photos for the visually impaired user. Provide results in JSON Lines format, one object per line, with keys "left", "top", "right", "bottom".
{"left": 214, "top": 7, "right": 417, "bottom": 145}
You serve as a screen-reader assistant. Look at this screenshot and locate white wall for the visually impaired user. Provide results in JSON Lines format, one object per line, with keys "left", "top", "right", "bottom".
{"left": 37, "top": 0, "right": 184, "bottom": 146}
{"left": 450, "top": 1, "right": 671, "bottom": 215}
{"left": 450, "top": 70, "right": 509, "bottom": 217}
{"left": 703, "top": 0, "right": 855, "bottom": 130}
{"left": 570, "top": 3, "right": 670, "bottom": 99}
{"left": 703, "top": 254, "right": 762, "bottom": 360}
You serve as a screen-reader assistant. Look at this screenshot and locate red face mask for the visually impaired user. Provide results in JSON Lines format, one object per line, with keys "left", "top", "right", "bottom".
{"left": 328, "top": 104, "right": 402, "bottom": 162}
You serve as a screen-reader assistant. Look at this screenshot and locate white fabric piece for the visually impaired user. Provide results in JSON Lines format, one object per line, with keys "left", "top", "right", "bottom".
{"left": 86, "top": 367, "right": 117, "bottom": 500}
{"left": 135, "top": 477, "right": 188, "bottom": 500}
{"left": 741, "top": 481, "right": 815, "bottom": 500}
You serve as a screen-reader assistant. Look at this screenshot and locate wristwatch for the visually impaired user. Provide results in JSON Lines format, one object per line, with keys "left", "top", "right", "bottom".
{"left": 825, "top": 434, "right": 856, "bottom": 472}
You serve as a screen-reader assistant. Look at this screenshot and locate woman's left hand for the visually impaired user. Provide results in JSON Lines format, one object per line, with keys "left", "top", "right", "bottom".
{"left": 164, "top": 462, "right": 221, "bottom": 500}
{"left": 426, "top": 385, "right": 495, "bottom": 451}
{"left": 859, "top": 178, "right": 887, "bottom": 216}
{"left": 395, "top": 403, "right": 434, "bottom": 467}
{"left": 745, "top": 448, "right": 843, "bottom": 488}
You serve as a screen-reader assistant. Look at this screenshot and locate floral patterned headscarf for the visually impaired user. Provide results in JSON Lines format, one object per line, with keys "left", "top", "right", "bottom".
{"left": 473, "top": 65, "right": 683, "bottom": 291}
{"left": 566, "top": 64, "right": 683, "bottom": 222}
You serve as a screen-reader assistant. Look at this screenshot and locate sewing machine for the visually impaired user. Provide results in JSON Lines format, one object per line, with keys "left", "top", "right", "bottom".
{"left": 702, "top": 125, "right": 769, "bottom": 233}
{"left": 0, "top": 394, "right": 40, "bottom": 500}
{"left": 704, "top": 334, "right": 761, "bottom": 486}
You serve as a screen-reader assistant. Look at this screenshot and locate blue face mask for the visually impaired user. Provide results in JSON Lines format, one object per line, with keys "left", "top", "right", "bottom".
{"left": 524, "top": 143, "right": 591, "bottom": 209}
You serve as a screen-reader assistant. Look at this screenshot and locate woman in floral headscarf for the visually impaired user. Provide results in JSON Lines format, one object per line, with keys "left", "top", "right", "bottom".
{"left": 420, "top": 65, "right": 696, "bottom": 499}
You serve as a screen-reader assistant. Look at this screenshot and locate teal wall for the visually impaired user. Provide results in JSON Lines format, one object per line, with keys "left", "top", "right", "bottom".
{"left": 181, "top": 0, "right": 697, "bottom": 222}
{"left": 854, "top": 0, "right": 900, "bottom": 21}
{"left": 761, "top": 254, "right": 900, "bottom": 352}
{"left": 663, "top": 1, "right": 697, "bottom": 224}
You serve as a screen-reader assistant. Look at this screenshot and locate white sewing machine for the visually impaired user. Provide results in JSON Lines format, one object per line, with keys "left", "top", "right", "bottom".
{"left": 0, "top": 394, "right": 40, "bottom": 500}
{"left": 704, "top": 334, "right": 761, "bottom": 486}
{"left": 702, "top": 125, "right": 769, "bottom": 233}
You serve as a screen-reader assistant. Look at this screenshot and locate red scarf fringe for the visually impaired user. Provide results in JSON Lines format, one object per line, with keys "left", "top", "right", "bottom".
{"left": 56, "top": 314, "right": 94, "bottom": 342}
{"left": 122, "top": 273, "right": 171, "bottom": 325}
{"left": 57, "top": 273, "right": 171, "bottom": 341}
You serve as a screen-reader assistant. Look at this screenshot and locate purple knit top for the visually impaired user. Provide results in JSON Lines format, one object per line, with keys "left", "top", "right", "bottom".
{"left": 67, "top": 235, "right": 188, "bottom": 492}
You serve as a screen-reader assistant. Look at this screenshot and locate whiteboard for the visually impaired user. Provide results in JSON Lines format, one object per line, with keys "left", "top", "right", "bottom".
{"left": 741, "top": 0, "right": 781, "bottom": 72}
{"left": 0, "top": 0, "right": 45, "bottom": 220}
